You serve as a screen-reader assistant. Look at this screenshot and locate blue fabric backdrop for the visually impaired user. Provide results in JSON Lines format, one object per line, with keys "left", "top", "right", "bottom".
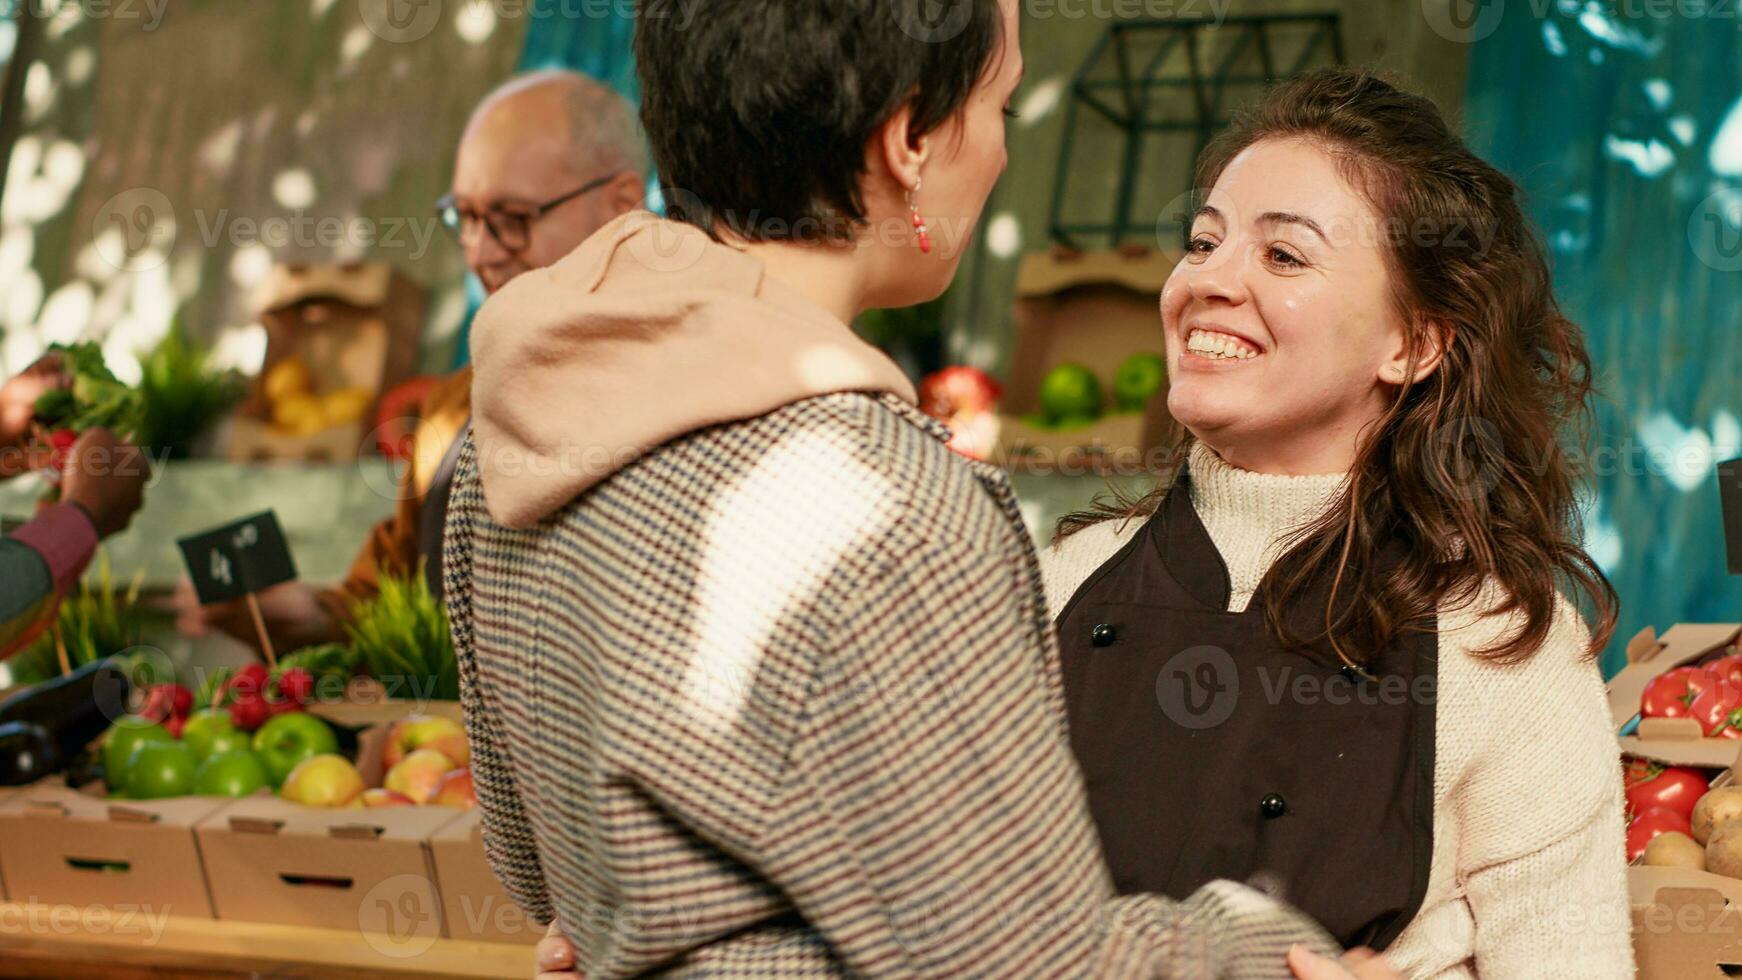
{"left": 1463, "top": 3, "right": 1742, "bottom": 675}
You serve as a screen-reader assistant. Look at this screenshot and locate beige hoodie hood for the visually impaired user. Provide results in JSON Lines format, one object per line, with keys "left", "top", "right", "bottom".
{"left": 470, "top": 210, "right": 919, "bottom": 528}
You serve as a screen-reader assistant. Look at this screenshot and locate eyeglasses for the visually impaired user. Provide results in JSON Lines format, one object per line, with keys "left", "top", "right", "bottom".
{"left": 436, "top": 173, "right": 617, "bottom": 253}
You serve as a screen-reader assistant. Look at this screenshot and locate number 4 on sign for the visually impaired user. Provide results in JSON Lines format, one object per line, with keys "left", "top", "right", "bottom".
{"left": 177, "top": 512, "right": 298, "bottom": 672}
{"left": 211, "top": 550, "right": 234, "bottom": 588}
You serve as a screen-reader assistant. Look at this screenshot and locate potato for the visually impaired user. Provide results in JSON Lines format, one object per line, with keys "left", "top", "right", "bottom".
{"left": 320, "top": 387, "right": 373, "bottom": 426}
{"left": 263, "top": 358, "right": 312, "bottom": 403}
{"left": 1644, "top": 831, "right": 1705, "bottom": 871}
{"left": 1710, "top": 824, "right": 1742, "bottom": 879}
{"left": 1692, "top": 785, "right": 1742, "bottom": 844}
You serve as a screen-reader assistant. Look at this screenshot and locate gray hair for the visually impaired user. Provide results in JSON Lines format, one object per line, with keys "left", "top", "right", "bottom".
{"left": 471, "top": 69, "right": 649, "bottom": 180}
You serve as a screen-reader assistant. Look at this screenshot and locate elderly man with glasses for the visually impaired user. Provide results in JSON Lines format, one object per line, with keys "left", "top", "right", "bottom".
{"left": 180, "top": 69, "right": 647, "bottom": 653}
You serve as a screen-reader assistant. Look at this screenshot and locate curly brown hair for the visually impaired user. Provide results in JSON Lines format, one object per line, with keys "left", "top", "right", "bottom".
{"left": 1057, "top": 68, "right": 1616, "bottom": 666}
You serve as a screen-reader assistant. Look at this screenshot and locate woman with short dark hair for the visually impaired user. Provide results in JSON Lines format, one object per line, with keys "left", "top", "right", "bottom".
{"left": 457, "top": 3, "right": 1384, "bottom": 979}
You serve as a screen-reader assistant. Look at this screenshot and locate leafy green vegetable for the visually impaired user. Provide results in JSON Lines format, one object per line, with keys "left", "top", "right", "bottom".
{"left": 346, "top": 567, "right": 457, "bottom": 702}
{"left": 10, "top": 551, "right": 147, "bottom": 686}
{"left": 31, "top": 388, "right": 76, "bottom": 423}
{"left": 277, "top": 643, "right": 360, "bottom": 685}
{"left": 135, "top": 319, "right": 245, "bottom": 459}
{"left": 30, "top": 342, "right": 144, "bottom": 439}
{"left": 195, "top": 665, "right": 233, "bottom": 710}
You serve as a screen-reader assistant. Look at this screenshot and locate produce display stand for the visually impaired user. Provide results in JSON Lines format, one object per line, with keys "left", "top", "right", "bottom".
{"left": 0, "top": 906, "right": 534, "bottom": 979}
{"left": 1611, "top": 622, "right": 1742, "bottom": 977}
{"left": 0, "top": 702, "right": 541, "bottom": 978}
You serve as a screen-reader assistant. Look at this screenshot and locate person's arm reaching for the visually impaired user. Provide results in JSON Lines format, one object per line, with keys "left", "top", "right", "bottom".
{"left": 1, "top": 428, "right": 148, "bottom": 659}
{"left": 0, "top": 353, "right": 65, "bottom": 480}
{"left": 0, "top": 503, "right": 98, "bottom": 658}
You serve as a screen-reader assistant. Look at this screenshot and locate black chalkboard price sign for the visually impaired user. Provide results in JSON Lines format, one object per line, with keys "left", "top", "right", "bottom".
{"left": 1721, "top": 458, "right": 1742, "bottom": 576}
{"left": 177, "top": 511, "right": 298, "bottom": 666}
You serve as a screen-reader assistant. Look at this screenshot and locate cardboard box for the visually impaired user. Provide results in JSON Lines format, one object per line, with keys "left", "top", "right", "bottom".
{"left": 192, "top": 719, "right": 472, "bottom": 938}
{"left": 304, "top": 680, "right": 463, "bottom": 730}
{"left": 1630, "top": 872, "right": 1742, "bottom": 978}
{"left": 1610, "top": 624, "right": 1742, "bottom": 766}
{"left": 1614, "top": 626, "right": 1742, "bottom": 977}
{"left": 0, "top": 783, "right": 225, "bottom": 917}
{"left": 0, "top": 785, "right": 14, "bottom": 900}
{"left": 428, "top": 810, "right": 541, "bottom": 944}
{"left": 229, "top": 262, "right": 426, "bottom": 464}
{"left": 194, "top": 793, "right": 456, "bottom": 936}
{"left": 992, "top": 248, "right": 1178, "bottom": 474}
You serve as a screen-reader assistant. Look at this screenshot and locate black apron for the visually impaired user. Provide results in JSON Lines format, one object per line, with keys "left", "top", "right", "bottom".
{"left": 418, "top": 418, "right": 471, "bottom": 602}
{"left": 1056, "top": 473, "right": 1436, "bottom": 951}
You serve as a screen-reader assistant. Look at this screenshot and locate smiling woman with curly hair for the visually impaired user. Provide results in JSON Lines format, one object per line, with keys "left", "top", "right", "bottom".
{"left": 1045, "top": 67, "right": 1631, "bottom": 978}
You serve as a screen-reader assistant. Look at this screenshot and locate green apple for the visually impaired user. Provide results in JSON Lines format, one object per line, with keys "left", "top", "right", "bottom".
{"left": 1112, "top": 353, "right": 1165, "bottom": 412}
{"left": 102, "top": 715, "right": 174, "bottom": 786}
{"left": 204, "top": 726, "right": 255, "bottom": 761}
{"left": 194, "top": 750, "right": 268, "bottom": 798}
{"left": 252, "top": 712, "right": 339, "bottom": 787}
{"left": 122, "top": 740, "right": 196, "bottom": 800}
{"left": 1038, "top": 363, "right": 1103, "bottom": 423}
{"left": 180, "top": 708, "right": 238, "bottom": 759}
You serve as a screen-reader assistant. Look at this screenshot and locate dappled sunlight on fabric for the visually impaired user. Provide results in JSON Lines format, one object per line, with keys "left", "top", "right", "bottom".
{"left": 1713, "top": 96, "right": 1742, "bottom": 176}
{"left": 683, "top": 430, "right": 894, "bottom": 731}
{"left": 794, "top": 345, "right": 880, "bottom": 388}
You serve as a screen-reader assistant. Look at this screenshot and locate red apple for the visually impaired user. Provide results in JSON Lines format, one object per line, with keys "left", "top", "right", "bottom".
{"left": 918, "top": 366, "right": 1001, "bottom": 422}
{"left": 383, "top": 714, "right": 469, "bottom": 769}
{"left": 384, "top": 748, "right": 455, "bottom": 804}
{"left": 357, "top": 787, "right": 416, "bottom": 808}
{"left": 432, "top": 768, "right": 477, "bottom": 809}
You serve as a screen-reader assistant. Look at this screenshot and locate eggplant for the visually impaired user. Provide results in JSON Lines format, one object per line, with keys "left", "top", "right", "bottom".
{"left": 62, "top": 745, "right": 105, "bottom": 790}
{"left": 0, "top": 722, "right": 62, "bottom": 785}
{"left": 0, "top": 659, "right": 131, "bottom": 762}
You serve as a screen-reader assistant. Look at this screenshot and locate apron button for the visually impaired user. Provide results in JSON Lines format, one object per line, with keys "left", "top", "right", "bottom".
{"left": 1091, "top": 623, "right": 1117, "bottom": 647}
{"left": 1259, "top": 793, "right": 1287, "bottom": 819}
{"left": 1340, "top": 664, "right": 1373, "bottom": 685}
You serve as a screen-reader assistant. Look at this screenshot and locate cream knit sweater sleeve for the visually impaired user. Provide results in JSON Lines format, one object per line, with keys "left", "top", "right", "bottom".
{"left": 1038, "top": 514, "right": 1634, "bottom": 979}
{"left": 1419, "top": 587, "right": 1632, "bottom": 979}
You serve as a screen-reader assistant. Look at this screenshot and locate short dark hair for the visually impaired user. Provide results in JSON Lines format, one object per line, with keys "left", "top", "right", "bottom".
{"left": 635, "top": 0, "right": 1006, "bottom": 243}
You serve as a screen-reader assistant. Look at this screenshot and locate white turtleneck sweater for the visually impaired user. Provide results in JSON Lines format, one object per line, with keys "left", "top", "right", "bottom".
{"left": 1040, "top": 442, "right": 1633, "bottom": 980}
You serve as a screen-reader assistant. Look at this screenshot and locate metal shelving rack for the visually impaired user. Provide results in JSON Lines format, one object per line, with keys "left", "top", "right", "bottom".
{"left": 1047, "top": 14, "right": 1345, "bottom": 250}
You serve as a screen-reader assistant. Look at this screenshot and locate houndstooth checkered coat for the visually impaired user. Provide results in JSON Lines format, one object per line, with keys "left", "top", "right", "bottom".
{"left": 444, "top": 391, "right": 1338, "bottom": 978}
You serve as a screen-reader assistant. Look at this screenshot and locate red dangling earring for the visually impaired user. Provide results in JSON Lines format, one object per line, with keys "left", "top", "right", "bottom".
{"left": 908, "top": 180, "right": 932, "bottom": 254}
